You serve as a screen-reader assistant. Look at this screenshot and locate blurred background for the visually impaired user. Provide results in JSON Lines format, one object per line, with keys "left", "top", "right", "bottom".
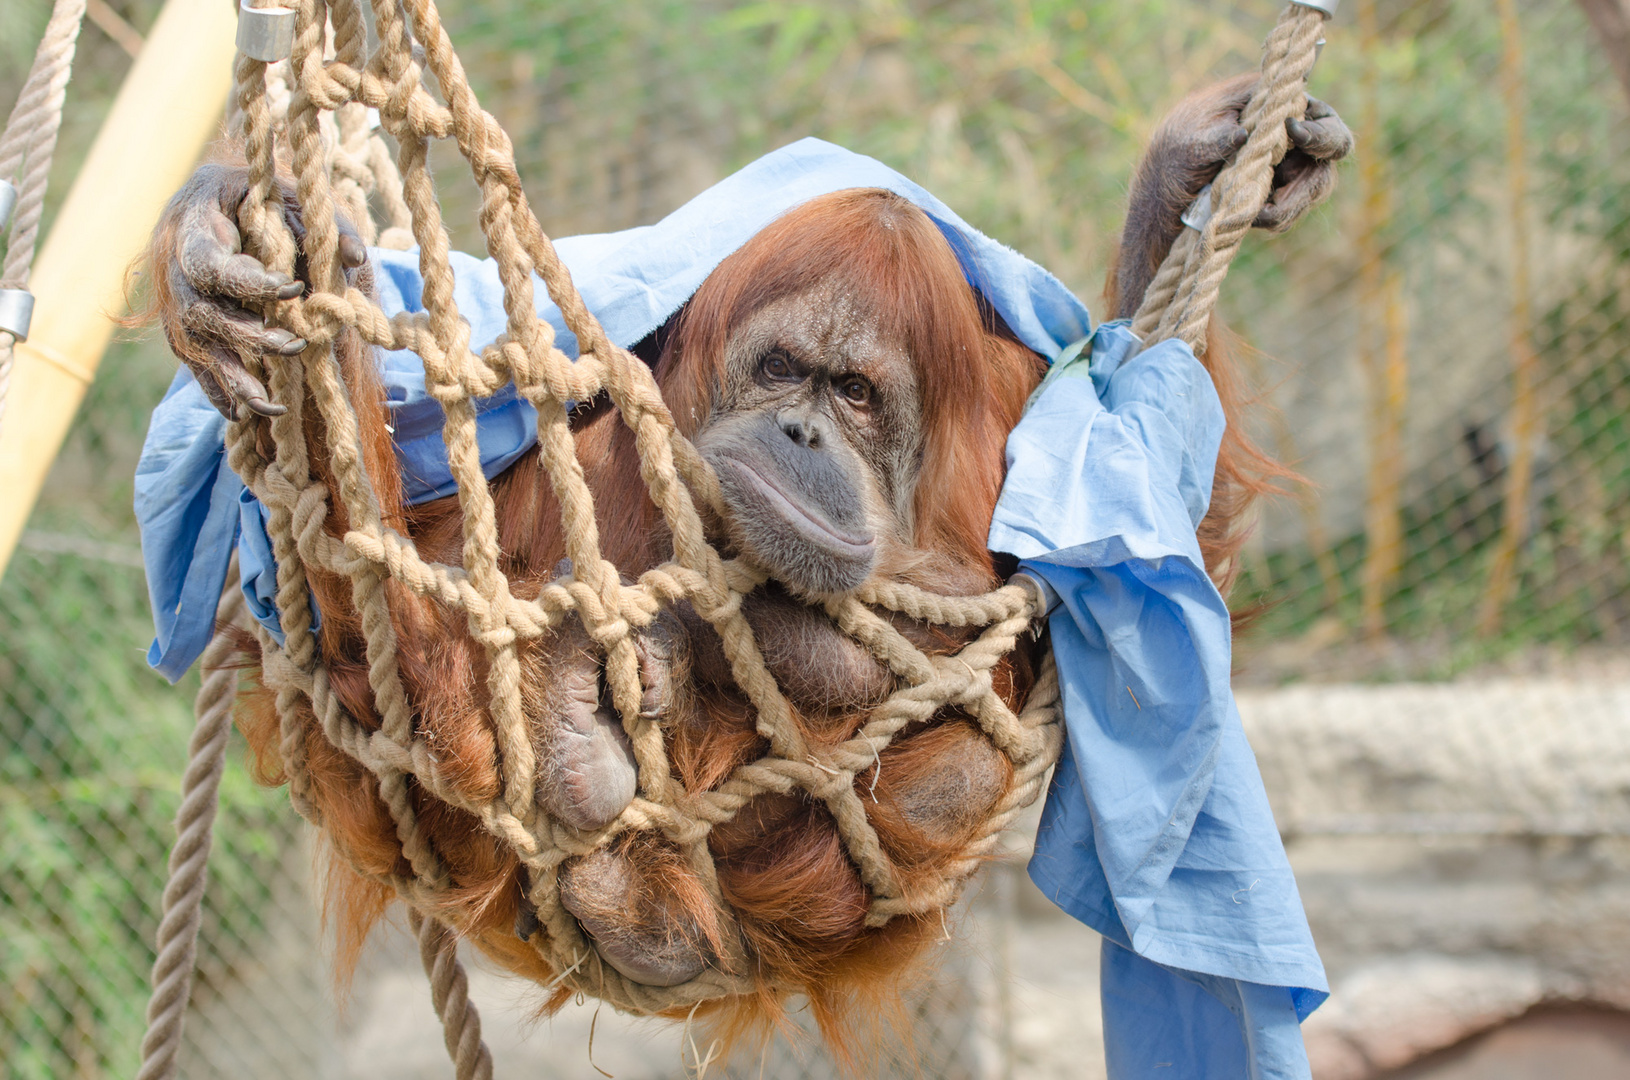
{"left": 3, "top": 0, "right": 1629, "bottom": 1076}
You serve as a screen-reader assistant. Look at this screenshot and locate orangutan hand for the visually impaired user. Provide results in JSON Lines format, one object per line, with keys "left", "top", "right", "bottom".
{"left": 148, "top": 164, "right": 369, "bottom": 419}
{"left": 1152, "top": 71, "right": 1355, "bottom": 233}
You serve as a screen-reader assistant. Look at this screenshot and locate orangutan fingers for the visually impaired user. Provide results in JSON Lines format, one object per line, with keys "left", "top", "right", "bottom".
{"left": 1256, "top": 157, "right": 1337, "bottom": 233}
{"left": 1287, "top": 102, "right": 1354, "bottom": 162}
{"left": 337, "top": 215, "right": 368, "bottom": 270}
{"left": 187, "top": 362, "right": 241, "bottom": 419}
{"left": 1186, "top": 121, "right": 1250, "bottom": 171}
{"left": 215, "top": 251, "right": 304, "bottom": 304}
{"left": 558, "top": 846, "right": 711, "bottom": 987}
{"left": 177, "top": 277, "right": 307, "bottom": 359}
{"left": 176, "top": 198, "right": 303, "bottom": 305}
{"left": 277, "top": 188, "right": 369, "bottom": 278}
{"left": 873, "top": 722, "right": 1012, "bottom": 861}
{"left": 208, "top": 347, "right": 288, "bottom": 419}
{"left": 278, "top": 188, "right": 308, "bottom": 252}
{"left": 530, "top": 618, "right": 639, "bottom": 832}
{"left": 634, "top": 612, "right": 687, "bottom": 719}
{"left": 541, "top": 702, "right": 638, "bottom": 832}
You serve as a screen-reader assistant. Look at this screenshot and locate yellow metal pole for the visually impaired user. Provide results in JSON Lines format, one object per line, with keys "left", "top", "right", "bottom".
{"left": 0, "top": 0, "right": 238, "bottom": 577}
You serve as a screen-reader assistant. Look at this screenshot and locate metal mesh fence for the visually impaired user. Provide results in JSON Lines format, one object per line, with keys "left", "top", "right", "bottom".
{"left": 0, "top": 541, "right": 334, "bottom": 1079}
{"left": 1231, "top": 0, "right": 1630, "bottom": 681}
{"left": 1, "top": 0, "right": 1627, "bottom": 1076}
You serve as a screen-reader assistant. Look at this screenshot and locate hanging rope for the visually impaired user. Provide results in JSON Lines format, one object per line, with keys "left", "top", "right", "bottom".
{"left": 1132, "top": 2, "right": 1334, "bottom": 352}
{"left": 0, "top": 0, "right": 88, "bottom": 435}
{"left": 412, "top": 908, "right": 496, "bottom": 1080}
{"left": 136, "top": 571, "right": 244, "bottom": 1080}
{"left": 136, "top": 0, "right": 1334, "bottom": 1073}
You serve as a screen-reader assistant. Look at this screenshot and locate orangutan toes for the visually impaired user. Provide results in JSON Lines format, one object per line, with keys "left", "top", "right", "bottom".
{"left": 678, "top": 585, "right": 897, "bottom": 713}
{"left": 558, "top": 844, "right": 713, "bottom": 987}
{"left": 530, "top": 621, "right": 639, "bottom": 832}
{"left": 634, "top": 609, "right": 688, "bottom": 719}
{"left": 872, "top": 721, "right": 1013, "bottom": 866}
{"left": 539, "top": 699, "right": 638, "bottom": 832}
{"left": 894, "top": 724, "right": 1009, "bottom": 839}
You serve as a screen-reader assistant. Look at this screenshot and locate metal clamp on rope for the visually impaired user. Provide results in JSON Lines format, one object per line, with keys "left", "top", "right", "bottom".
{"left": 0, "top": 289, "right": 34, "bottom": 342}
{"left": 0, "top": 179, "right": 16, "bottom": 231}
{"left": 1292, "top": 0, "right": 1340, "bottom": 15}
{"left": 1181, "top": 184, "right": 1215, "bottom": 233}
{"left": 237, "top": 0, "right": 296, "bottom": 62}
{"left": 1306, "top": 38, "right": 1327, "bottom": 79}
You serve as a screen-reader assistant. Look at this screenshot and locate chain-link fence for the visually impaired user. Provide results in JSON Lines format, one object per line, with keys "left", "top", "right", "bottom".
{"left": 2, "top": 0, "right": 1627, "bottom": 1076}
{"left": 1231, "top": 0, "right": 1630, "bottom": 682}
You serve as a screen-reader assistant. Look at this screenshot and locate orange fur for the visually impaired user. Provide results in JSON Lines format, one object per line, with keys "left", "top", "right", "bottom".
{"left": 143, "top": 162, "right": 1274, "bottom": 1067}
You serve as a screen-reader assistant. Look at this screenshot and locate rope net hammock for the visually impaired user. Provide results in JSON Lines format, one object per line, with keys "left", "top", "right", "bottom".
{"left": 131, "top": 0, "right": 1336, "bottom": 1075}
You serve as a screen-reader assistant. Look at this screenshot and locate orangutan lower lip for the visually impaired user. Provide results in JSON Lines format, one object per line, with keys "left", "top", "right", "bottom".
{"left": 721, "top": 459, "right": 875, "bottom": 558}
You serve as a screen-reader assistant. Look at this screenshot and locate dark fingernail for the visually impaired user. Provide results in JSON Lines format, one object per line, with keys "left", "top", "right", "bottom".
{"left": 244, "top": 396, "right": 289, "bottom": 418}
{"left": 278, "top": 337, "right": 308, "bottom": 356}
{"left": 339, "top": 234, "right": 367, "bottom": 268}
{"left": 276, "top": 280, "right": 305, "bottom": 300}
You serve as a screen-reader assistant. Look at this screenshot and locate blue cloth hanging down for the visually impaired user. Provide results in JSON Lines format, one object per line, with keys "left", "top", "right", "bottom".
{"left": 992, "top": 323, "right": 1327, "bottom": 1079}
{"left": 133, "top": 136, "right": 1325, "bottom": 1077}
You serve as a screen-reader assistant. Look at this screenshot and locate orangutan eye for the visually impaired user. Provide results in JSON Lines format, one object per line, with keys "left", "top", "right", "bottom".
{"left": 760, "top": 350, "right": 799, "bottom": 382}
{"left": 838, "top": 375, "right": 873, "bottom": 406}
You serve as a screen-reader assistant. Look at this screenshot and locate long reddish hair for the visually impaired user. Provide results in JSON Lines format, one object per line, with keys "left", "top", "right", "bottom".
{"left": 149, "top": 175, "right": 1276, "bottom": 1068}
{"left": 658, "top": 188, "right": 1046, "bottom": 577}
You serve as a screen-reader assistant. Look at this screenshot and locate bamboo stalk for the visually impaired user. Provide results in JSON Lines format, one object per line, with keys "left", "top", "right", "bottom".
{"left": 0, "top": 0, "right": 239, "bottom": 579}
{"left": 1355, "top": 0, "right": 1408, "bottom": 639}
{"left": 1479, "top": 0, "right": 1540, "bottom": 636}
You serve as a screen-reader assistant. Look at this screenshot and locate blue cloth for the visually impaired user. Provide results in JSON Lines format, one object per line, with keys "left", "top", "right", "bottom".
{"left": 991, "top": 323, "right": 1327, "bottom": 1079}
{"left": 133, "top": 137, "right": 1324, "bottom": 1076}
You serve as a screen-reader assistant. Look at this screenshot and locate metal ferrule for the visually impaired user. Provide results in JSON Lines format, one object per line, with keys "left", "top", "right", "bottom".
{"left": 1181, "top": 184, "right": 1215, "bottom": 232}
{"left": 237, "top": 1, "right": 297, "bottom": 62}
{"left": 0, "top": 289, "right": 35, "bottom": 342}
{"left": 1292, "top": 0, "right": 1340, "bottom": 15}
{"left": 0, "top": 179, "right": 16, "bottom": 231}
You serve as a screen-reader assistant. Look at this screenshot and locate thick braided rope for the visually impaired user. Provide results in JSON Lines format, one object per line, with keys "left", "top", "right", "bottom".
{"left": 0, "top": 0, "right": 88, "bottom": 433}
{"left": 222, "top": 0, "right": 1063, "bottom": 1018}
{"left": 1131, "top": 2, "right": 1329, "bottom": 350}
{"left": 136, "top": 578, "right": 246, "bottom": 1080}
{"left": 412, "top": 909, "right": 495, "bottom": 1080}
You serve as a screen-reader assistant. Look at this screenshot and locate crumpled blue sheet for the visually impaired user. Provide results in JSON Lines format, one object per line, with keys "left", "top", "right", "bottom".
{"left": 133, "top": 136, "right": 1325, "bottom": 1077}
{"left": 992, "top": 322, "right": 1327, "bottom": 1079}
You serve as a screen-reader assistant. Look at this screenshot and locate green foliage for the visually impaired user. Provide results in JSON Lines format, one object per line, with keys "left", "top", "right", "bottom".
{"left": 0, "top": 551, "right": 294, "bottom": 1079}
{"left": 1230, "top": 0, "right": 1630, "bottom": 675}
{"left": 433, "top": 0, "right": 1284, "bottom": 294}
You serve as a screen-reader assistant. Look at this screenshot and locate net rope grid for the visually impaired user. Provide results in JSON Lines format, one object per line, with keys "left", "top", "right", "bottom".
{"left": 121, "top": 0, "right": 1339, "bottom": 1075}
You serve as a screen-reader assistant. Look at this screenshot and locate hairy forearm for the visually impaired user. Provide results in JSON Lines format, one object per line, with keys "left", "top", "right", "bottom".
{"left": 1111, "top": 151, "right": 1194, "bottom": 321}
